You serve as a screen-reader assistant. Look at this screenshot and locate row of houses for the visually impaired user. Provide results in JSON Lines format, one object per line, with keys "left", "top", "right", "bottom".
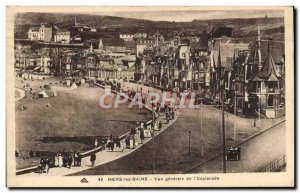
{"left": 28, "top": 24, "right": 71, "bottom": 44}
{"left": 133, "top": 28, "right": 285, "bottom": 118}
{"left": 20, "top": 24, "right": 285, "bottom": 118}
{"left": 14, "top": 41, "right": 137, "bottom": 81}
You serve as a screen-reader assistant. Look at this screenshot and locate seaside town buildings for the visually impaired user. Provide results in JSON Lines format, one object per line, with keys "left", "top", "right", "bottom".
{"left": 15, "top": 20, "right": 285, "bottom": 118}
{"left": 54, "top": 29, "right": 71, "bottom": 44}
{"left": 28, "top": 24, "right": 52, "bottom": 42}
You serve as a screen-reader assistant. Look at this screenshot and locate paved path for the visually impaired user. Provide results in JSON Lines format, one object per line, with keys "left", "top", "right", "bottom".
{"left": 22, "top": 111, "right": 178, "bottom": 176}
{"left": 186, "top": 121, "right": 286, "bottom": 173}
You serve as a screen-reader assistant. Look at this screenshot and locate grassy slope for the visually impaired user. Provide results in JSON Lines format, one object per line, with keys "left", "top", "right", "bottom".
{"left": 14, "top": 12, "right": 284, "bottom": 39}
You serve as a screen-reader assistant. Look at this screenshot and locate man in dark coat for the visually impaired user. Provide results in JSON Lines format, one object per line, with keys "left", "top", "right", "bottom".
{"left": 158, "top": 121, "right": 163, "bottom": 130}
{"left": 77, "top": 153, "right": 82, "bottom": 166}
{"left": 68, "top": 155, "right": 73, "bottom": 169}
{"left": 63, "top": 155, "right": 68, "bottom": 167}
{"left": 171, "top": 109, "right": 175, "bottom": 120}
{"left": 90, "top": 153, "right": 96, "bottom": 167}
{"left": 38, "top": 158, "right": 46, "bottom": 174}
{"left": 116, "top": 136, "right": 121, "bottom": 149}
{"left": 45, "top": 157, "right": 51, "bottom": 173}
{"left": 140, "top": 127, "right": 145, "bottom": 144}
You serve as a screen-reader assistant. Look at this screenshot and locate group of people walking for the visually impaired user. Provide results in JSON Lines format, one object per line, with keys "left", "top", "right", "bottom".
{"left": 37, "top": 157, "right": 51, "bottom": 174}
{"left": 36, "top": 152, "right": 82, "bottom": 174}
{"left": 105, "top": 134, "right": 122, "bottom": 152}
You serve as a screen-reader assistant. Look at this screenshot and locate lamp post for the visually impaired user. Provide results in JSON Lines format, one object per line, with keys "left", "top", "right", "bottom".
{"left": 200, "top": 100, "right": 204, "bottom": 157}
{"left": 188, "top": 130, "right": 191, "bottom": 156}
{"left": 151, "top": 125, "right": 155, "bottom": 174}
{"left": 221, "top": 92, "right": 226, "bottom": 173}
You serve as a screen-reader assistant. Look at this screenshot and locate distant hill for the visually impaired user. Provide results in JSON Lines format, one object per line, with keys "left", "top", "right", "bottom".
{"left": 14, "top": 12, "right": 284, "bottom": 40}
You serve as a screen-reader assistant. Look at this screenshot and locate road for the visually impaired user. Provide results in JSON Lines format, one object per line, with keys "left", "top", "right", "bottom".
{"left": 186, "top": 121, "right": 286, "bottom": 173}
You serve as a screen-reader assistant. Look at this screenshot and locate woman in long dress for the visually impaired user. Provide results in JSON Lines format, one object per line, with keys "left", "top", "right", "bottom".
{"left": 136, "top": 129, "right": 141, "bottom": 144}
{"left": 130, "top": 135, "right": 134, "bottom": 149}
{"left": 55, "top": 154, "right": 59, "bottom": 167}
{"left": 58, "top": 154, "right": 63, "bottom": 167}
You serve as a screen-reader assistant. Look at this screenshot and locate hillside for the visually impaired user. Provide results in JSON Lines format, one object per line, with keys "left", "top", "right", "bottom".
{"left": 14, "top": 12, "right": 284, "bottom": 40}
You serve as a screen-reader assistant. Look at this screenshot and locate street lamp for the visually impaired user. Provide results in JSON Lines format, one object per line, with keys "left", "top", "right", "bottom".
{"left": 188, "top": 130, "right": 191, "bottom": 156}
{"left": 200, "top": 100, "right": 204, "bottom": 157}
{"left": 151, "top": 126, "right": 155, "bottom": 174}
{"left": 221, "top": 91, "right": 226, "bottom": 174}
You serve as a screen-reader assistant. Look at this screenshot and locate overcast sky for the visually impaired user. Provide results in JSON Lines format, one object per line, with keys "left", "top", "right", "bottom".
{"left": 91, "top": 9, "right": 284, "bottom": 22}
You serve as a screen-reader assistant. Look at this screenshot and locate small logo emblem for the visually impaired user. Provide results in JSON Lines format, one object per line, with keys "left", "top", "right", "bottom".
{"left": 80, "top": 178, "right": 88, "bottom": 183}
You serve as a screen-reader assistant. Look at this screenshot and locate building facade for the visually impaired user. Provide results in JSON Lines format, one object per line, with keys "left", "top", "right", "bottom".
{"left": 54, "top": 29, "right": 71, "bottom": 44}
{"left": 28, "top": 24, "right": 52, "bottom": 42}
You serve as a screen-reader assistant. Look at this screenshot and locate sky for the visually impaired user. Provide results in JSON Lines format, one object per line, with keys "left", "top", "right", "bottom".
{"left": 90, "top": 9, "right": 284, "bottom": 22}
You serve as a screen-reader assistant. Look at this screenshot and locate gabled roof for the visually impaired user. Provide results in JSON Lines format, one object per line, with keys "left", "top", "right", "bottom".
{"left": 252, "top": 53, "right": 281, "bottom": 81}
{"left": 212, "top": 42, "right": 235, "bottom": 70}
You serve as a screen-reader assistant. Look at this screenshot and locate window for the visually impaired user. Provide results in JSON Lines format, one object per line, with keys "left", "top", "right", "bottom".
{"left": 268, "top": 81, "right": 277, "bottom": 89}
{"left": 267, "top": 95, "right": 274, "bottom": 107}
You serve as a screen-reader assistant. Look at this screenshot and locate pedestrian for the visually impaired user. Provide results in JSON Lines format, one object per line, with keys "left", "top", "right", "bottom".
{"left": 120, "top": 139, "right": 125, "bottom": 151}
{"left": 116, "top": 135, "right": 121, "bottom": 151}
{"left": 158, "top": 121, "right": 163, "bottom": 130}
{"left": 165, "top": 111, "right": 170, "bottom": 123}
{"left": 74, "top": 151, "right": 78, "bottom": 166}
{"left": 106, "top": 138, "right": 111, "bottom": 150}
{"left": 130, "top": 135, "right": 134, "bottom": 149}
{"left": 101, "top": 140, "right": 106, "bottom": 151}
{"left": 55, "top": 154, "right": 60, "bottom": 167}
{"left": 67, "top": 155, "right": 73, "bottom": 169}
{"left": 94, "top": 138, "right": 98, "bottom": 147}
{"left": 131, "top": 126, "right": 136, "bottom": 135}
{"left": 63, "top": 155, "right": 68, "bottom": 167}
{"left": 125, "top": 135, "right": 130, "bottom": 148}
{"left": 90, "top": 153, "right": 96, "bottom": 167}
{"left": 58, "top": 153, "right": 63, "bottom": 168}
{"left": 77, "top": 153, "right": 82, "bottom": 166}
{"left": 139, "top": 127, "right": 145, "bottom": 144}
{"left": 111, "top": 136, "right": 115, "bottom": 152}
{"left": 39, "top": 158, "right": 46, "bottom": 173}
{"left": 171, "top": 109, "right": 175, "bottom": 120}
{"left": 45, "top": 157, "right": 50, "bottom": 173}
